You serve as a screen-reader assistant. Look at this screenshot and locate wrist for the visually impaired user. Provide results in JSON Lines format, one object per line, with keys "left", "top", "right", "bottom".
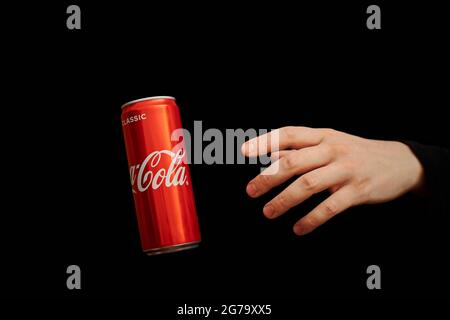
{"left": 400, "top": 142, "right": 426, "bottom": 194}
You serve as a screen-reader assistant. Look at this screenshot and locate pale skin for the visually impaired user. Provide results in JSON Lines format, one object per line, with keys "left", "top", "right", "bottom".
{"left": 241, "top": 127, "right": 425, "bottom": 236}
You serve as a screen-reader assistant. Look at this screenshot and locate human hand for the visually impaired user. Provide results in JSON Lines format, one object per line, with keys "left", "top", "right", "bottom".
{"left": 241, "top": 127, "right": 424, "bottom": 235}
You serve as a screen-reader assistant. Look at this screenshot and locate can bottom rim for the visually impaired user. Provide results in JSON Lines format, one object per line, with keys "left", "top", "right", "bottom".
{"left": 144, "top": 241, "right": 200, "bottom": 256}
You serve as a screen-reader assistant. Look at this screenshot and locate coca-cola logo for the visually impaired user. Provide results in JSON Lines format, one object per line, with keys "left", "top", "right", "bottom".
{"left": 129, "top": 149, "right": 188, "bottom": 193}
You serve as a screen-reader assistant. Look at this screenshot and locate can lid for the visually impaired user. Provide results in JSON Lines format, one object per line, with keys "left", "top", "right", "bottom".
{"left": 121, "top": 96, "right": 176, "bottom": 109}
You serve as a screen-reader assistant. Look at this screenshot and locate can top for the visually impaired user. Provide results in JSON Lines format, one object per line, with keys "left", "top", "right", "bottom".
{"left": 121, "top": 96, "right": 175, "bottom": 109}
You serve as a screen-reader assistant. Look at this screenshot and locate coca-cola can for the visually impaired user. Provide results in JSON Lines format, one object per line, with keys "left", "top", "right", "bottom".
{"left": 121, "top": 96, "right": 201, "bottom": 255}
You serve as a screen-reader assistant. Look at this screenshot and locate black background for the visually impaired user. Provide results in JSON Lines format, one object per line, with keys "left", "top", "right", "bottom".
{"left": 2, "top": 0, "right": 449, "bottom": 304}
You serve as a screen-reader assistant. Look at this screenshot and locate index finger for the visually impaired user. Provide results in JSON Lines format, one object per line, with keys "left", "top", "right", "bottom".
{"left": 241, "top": 126, "right": 323, "bottom": 157}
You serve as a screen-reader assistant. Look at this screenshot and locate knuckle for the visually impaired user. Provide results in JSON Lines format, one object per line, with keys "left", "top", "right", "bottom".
{"left": 320, "top": 128, "right": 337, "bottom": 136}
{"left": 334, "top": 142, "right": 351, "bottom": 156}
{"left": 281, "top": 153, "right": 296, "bottom": 170}
{"left": 320, "top": 142, "right": 335, "bottom": 158}
{"left": 322, "top": 199, "right": 339, "bottom": 217}
{"left": 300, "top": 174, "right": 318, "bottom": 191}
{"left": 255, "top": 173, "right": 272, "bottom": 189}
{"left": 281, "top": 126, "right": 296, "bottom": 139}
{"left": 341, "top": 159, "right": 355, "bottom": 170}
{"left": 355, "top": 182, "right": 371, "bottom": 203}
{"left": 274, "top": 192, "right": 291, "bottom": 211}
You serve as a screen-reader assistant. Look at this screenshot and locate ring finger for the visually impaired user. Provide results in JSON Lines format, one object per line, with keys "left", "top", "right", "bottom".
{"left": 262, "top": 163, "right": 351, "bottom": 219}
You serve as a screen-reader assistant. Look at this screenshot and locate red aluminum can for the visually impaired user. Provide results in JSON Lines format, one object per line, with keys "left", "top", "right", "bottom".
{"left": 121, "top": 96, "right": 201, "bottom": 255}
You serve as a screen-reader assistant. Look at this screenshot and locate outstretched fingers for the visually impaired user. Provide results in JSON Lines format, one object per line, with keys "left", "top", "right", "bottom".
{"left": 246, "top": 145, "right": 333, "bottom": 198}
{"left": 262, "top": 163, "right": 351, "bottom": 219}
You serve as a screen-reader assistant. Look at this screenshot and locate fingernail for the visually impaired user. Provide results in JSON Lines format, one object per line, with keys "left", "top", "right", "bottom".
{"left": 247, "top": 141, "right": 255, "bottom": 154}
{"left": 263, "top": 204, "right": 275, "bottom": 218}
{"left": 246, "top": 183, "right": 258, "bottom": 197}
{"left": 241, "top": 143, "right": 247, "bottom": 156}
{"left": 293, "top": 224, "right": 306, "bottom": 236}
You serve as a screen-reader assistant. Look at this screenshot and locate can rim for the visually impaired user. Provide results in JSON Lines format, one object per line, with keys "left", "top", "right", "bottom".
{"left": 144, "top": 241, "right": 200, "bottom": 256}
{"left": 121, "top": 96, "right": 176, "bottom": 109}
